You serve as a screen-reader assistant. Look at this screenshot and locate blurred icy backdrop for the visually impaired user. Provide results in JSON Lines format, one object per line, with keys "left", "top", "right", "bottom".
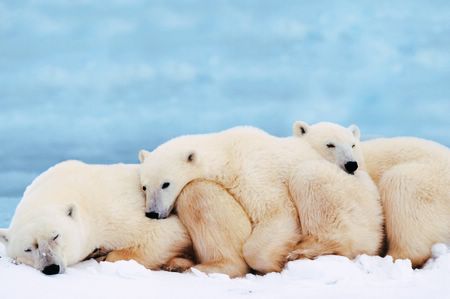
{"left": 0, "top": 0, "right": 449, "bottom": 226}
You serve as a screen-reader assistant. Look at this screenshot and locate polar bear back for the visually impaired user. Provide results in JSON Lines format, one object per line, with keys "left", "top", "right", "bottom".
{"left": 361, "top": 137, "right": 450, "bottom": 184}
{"left": 12, "top": 161, "right": 144, "bottom": 233}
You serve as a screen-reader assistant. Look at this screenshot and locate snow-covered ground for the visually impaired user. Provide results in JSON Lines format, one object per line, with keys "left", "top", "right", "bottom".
{"left": 1, "top": 243, "right": 449, "bottom": 299}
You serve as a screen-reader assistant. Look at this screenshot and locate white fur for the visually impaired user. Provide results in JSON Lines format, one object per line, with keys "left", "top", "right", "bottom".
{"left": 362, "top": 137, "right": 450, "bottom": 267}
{"left": 0, "top": 161, "right": 191, "bottom": 274}
{"left": 139, "top": 126, "right": 322, "bottom": 273}
{"left": 293, "top": 121, "right": 364, "bottom": 173}
{"left": 288, "top": 121, "right": 383, "bottom": 259}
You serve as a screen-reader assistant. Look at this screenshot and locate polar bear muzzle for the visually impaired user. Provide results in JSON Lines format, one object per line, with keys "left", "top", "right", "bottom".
{"left": 145, "top": 212, "right": 160, "bottom": 219}
{"left": 344, "top": 161, "right": 358, "bottom": 175}
{"left": 42, "top": 264, "right": 60, "bottom": 275}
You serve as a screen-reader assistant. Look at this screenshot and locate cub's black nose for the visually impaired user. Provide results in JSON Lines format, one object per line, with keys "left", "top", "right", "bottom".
{"left": 145, "top": 212, "right": 160, "bottom": 219}
{"left": 42, "top": 264, "right": 60, "bottom": 275}
{"left": 344, "top": 161, "right": 358, "bottom": 174}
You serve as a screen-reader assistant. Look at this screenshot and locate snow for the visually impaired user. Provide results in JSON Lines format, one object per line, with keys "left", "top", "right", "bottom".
{"left": 1, "top": 243, "right": 450, "bottom": 299}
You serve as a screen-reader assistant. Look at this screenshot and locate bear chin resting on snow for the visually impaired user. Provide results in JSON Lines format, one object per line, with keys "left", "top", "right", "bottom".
{"left": 361, "top": 137, "right": 450, "bottom": 267}
{"left": 0, "top": 161, "right": 193, "bottom": 275}
{"left": 288, "top": 121, "right": 384, "bottom": 260}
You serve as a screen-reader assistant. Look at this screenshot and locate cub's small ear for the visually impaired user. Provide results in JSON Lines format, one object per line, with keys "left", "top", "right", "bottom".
{"left": 187, "top": 151, "right": 195, "bottom": 163}
{"left": 293, "top": 121, "right": 309, "bottom": 137}
{"left": 0, "top": 228, "right": 9, "bottom": 245}
{"left": 66, "top": 205, "right": 76, "bottom": 218}
{"left": 138, "top": 150, "right": 151, "bottom": 163}
{"left": 349, "top": 124, "right": 361, "bottom": 140}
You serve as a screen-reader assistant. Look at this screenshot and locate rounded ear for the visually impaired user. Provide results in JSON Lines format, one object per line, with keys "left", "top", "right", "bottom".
{"left": 67, "top": 205, "right": 76, "bottom": 218}
{"left": 348, "top": 124, "right": 361, "bottom": 140}
{"left": 138, "top": 150, "right": 151, "bottom": 163}
{"left": 292, "top": 121, "right": 309, "bottom": 137}
{"left": 0, "top": 228, "right": 9, "bottom": 245}
{"left": 187, "top": 151, "right": 195, "bottom": 163}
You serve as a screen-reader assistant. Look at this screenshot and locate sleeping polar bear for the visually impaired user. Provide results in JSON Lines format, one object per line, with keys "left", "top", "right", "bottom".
{"left": 0, "top": 161, "right": 193, "bottom": 275}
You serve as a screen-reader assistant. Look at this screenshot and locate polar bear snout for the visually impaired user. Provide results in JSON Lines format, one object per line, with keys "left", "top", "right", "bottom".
{"left": 145, "top": 207, "right": 172, "bottom": 219}
{"left": 145, "top": 190, "right": 176, "bottom": 219}
{"left": 37, "top": 240, "right": 65, "bottom": 275}
{"left": 42, "top": 264, "right": 60, "bottom": 275}
{"left": 344, "top": 161, "right": 358, "bottom": 175}
{"left": 145, "top": 212, "right": 160, "bottom": 219}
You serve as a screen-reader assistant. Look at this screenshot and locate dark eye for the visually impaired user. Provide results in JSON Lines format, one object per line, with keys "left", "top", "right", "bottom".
{"left": 162, "top": 182, "right": 170, "bottom": 189}
{"left": 142, "top": 186, "right": 146, "bottom": 191}
{"left": 24, "top": 248, "right": 32, "bottom": 253}
{"left": 352, "top": 144, "right": 356, "bottom": 148}
{"left": 52, "top": 234, "right": 59, "bottom": 241}
{"left": 327, "top": 143, "right": 335, "bottom": 148}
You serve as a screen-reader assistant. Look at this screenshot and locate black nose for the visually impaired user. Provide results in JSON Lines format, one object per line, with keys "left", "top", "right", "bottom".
{"left": 42, "top": 264, "right": 60, "bottom": 275}
{"left": 344, "top": 161, "right": 358, "bottom": 174}
{"left": 145, "top": 212, "right": 160, "bottom": 219}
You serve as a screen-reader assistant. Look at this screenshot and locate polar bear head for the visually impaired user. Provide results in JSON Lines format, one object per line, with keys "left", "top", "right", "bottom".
{"left": 293, "top": 121, "right": 364, "bottom": 174}
{"left": 139, "top": 136, "right": 203, "bottom": 220}
{"left": 0, "top": 161, "right": 91, "bottom": 275}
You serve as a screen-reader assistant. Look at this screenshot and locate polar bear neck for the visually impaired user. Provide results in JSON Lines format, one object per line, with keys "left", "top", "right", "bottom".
{"left": 77, "top": 164, "right": 151, "bottom": 251}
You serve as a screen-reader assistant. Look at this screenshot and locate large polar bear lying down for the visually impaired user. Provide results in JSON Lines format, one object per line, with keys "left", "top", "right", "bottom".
{"left": 0, "top": 161, "right": 193, "bottom": 275}
{"left": 362, "top": 137, "right": 450, "bottom": 267}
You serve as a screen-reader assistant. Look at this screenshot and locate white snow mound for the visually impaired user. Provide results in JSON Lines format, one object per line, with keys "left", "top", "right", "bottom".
{"left": 1, "top": 243, "right": 449, "bottom": 299}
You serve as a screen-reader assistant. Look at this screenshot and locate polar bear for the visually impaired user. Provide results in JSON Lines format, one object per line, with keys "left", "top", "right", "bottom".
{"left": 0, "top": 161, "right": 193, "bottom": 275}
{"left": 139, "top": 126, "right": 323, "bottom": 274}
{"left": 361, "top": 137, "right": 450, "bottom": 267}
{"left": 288, "top": 121, "right": 384, "bottom": 260}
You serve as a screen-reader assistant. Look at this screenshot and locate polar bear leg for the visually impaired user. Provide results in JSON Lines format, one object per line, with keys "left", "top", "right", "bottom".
{"left": 287, "top": 235, "right": 342, "bottom": 261}
{"left": 242, "top": 211, "right": 300, "bottom": 274}
{"left": 380, "top": 162, "right": 450, "bottom": 267}
{"left": 104, "top": 215, "right": 193, "bottom": 271}
{"left": 105, "top": 247, "right": 150, "bottom": 265}
{"left": 288, "top": 161, "right": 352, "bottom": 259}
{"left": 288, "top": 160, "right": 384, "bottom": 260}
{"left": 105, "top": 244, "right": 194, "bottom": 272}
{"left": 176, "top": 179, "right": 252, "bottom": 277}
{"left": 162, "top": 257, "right": 196, "bottom": 272}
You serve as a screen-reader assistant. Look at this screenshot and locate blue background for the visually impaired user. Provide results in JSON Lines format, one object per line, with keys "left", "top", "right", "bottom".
{"left": 1, "top": 0, "right": 449, "bottom": 227}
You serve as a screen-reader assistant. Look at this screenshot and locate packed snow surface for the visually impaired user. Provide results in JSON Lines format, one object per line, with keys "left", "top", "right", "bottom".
{"left": 1, "top": 243, "right": 449, "bottom": 299}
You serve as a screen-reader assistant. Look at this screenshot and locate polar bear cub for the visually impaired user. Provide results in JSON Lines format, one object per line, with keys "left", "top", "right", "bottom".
{"left": 288, "top": 121, "right": 384, "bottom": 260}
{"left": 139, "top": 126, "right": 324, "bottom": 274}
{"left": 293, "top": 121, "right": 363, "bottom": 174}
